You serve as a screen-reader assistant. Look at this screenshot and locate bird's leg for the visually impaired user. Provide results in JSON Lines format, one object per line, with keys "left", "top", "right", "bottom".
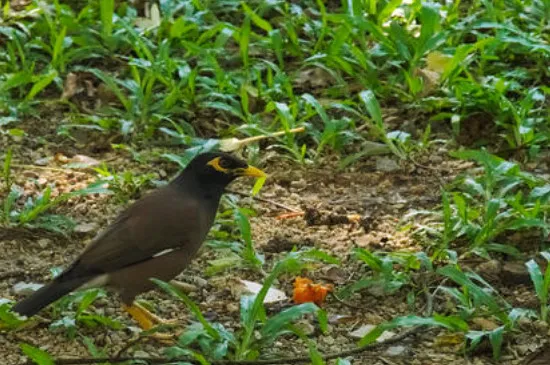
{"left": 122, "top": 303, "right": 179, "bottom": 342}
{"left": 132, "top": 302, "right": 178, "bottom": 325}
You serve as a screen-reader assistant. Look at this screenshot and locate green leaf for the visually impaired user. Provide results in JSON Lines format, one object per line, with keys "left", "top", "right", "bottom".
{"left": 354, "top": 248, "right": 383, "bottom": 272}
{"left": 26, "top": 69, "right": 58, "bottom": 100}
{"left": 2, "top": 70, "right": 32, "bottom": 91}
{"left": 100, "top": 0, "right": 114, "bottom": 39}
{"left": 261, "top": 303, "right": 319, "bottom": 343}
{"left": 438, "top": 266, "right": 507, "bottom": 321}
{"left": 236, "top": 209, "right": 252, "bottom": 247}
{"left": 152, "top": 279, "right": 220, "bottom": 340}
{"left": 206, "top": 253, "right": 243, "bottom": 276}
{"left": 240, "top": 16, "right": 251, "bottom": 70}
{"left": 251, "top": 177, "right": 266, "bottom": 196}
{"left": 76, "top": 289, "right": 101, "bottom": 316}
{"left": 52, "top": 27, "right": 67, "bottom": 65}
{"left": 0, "top": 301, "right": 27, "bottom": 330}
{"left": 489, "top": 326, "right": 504, "bottom": 360}
{"left": 526, "top": 259, "right": 545, "bottom": 302}
{"left": 20, "top": 344, "right": 54, "bottom": 365}
{"left": 302, "top": 248, "right": 340, "bottom": 265}
{"left": 358, "top": 90, "right": 383, "bottom": 127}
{"left": 308, "top": 342, "right": 325, "bottom": 365}
{"left": 274, "top": 102, "right": 294, "bottom": 131}
{"left": 241, "top": 3, "right": 272, "bottom": 33}
{"left": 302, "top": 93, "right": 329, "bottom": 124}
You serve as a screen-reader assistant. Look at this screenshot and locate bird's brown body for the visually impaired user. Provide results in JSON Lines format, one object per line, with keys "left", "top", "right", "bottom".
{"left": 12, "top": 152, "right": 266, "bottom": 333}
{"left": 79, "top": 185, "right": 216, "bottom": 304}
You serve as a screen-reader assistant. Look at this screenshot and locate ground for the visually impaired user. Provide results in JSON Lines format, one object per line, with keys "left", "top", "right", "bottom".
{"left": 1, "top": 142, "right": 546, "bottom": 365}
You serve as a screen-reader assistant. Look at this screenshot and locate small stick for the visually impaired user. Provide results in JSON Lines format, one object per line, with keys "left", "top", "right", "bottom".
{"left": 276, "top": 211, "right": 305, "bottom": 220}
{"left": 238, "top": 127, "right": 305, "bottom": 145}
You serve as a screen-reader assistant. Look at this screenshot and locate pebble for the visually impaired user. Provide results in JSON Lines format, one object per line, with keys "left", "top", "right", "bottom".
{"left": 533, "top": 319, "right": 548, "bottom": 332}
{"left": 385, "top": 345, "right": 408, "bottom": 356}
{"left": 376, "top": 157, "right": 400, "bottom": 172}
{"left": 322, "top": 335, "right": 335, "bottom": 345}
{"left": 37, "top": 238, "right": 51, "bottom": 249}
{"left": 430, "top": 155, "right": 443, "bottom": 163}
{"left": 36, "top": 177, "right": 48, "bottom": 187}
{"left": 74, "top": 222, "right": 99, "bottom": 234}
{"left": 290, "top": 179, "right": 307, "bottom": 190}
{"left": 226, "top": 303, "right": 239, "bottom": 313}
{"left": 192, "top": 276, "right": 208, "bottom": 288}
{"left": 133, "top": 350, "right": 151, "bottom": 358}
{"left": 12, "top": 282, "right": 43, "bottom": 295}
{"left": 295, "top": 320, "right": 315, "bottom": 336}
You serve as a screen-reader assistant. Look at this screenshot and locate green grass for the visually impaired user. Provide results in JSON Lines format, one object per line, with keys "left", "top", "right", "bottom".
{"left": 0, "top": 1, "right": 547, "bottom": 158}
{"left": 2, "top": 0, "right": 550, "bottom": 363}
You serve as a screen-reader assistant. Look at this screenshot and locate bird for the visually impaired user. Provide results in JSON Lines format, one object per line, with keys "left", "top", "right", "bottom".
{"left": 12, "top": 152, "right": 266, "bottom": 336}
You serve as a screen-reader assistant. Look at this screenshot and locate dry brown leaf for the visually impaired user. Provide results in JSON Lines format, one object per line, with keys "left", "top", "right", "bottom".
{"left": 61, "top": 72, "right": 79, "bottom": 100}
{"left": 472, "top": 317, "right": 499, "bottom": 331}
{"left": 433, "top": 332, "right": 465, "bottom": 347}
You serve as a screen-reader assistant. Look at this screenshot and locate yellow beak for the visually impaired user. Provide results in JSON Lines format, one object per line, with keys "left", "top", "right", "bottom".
{"left": 239, "top": 165, "right": 267, "bottom": 178}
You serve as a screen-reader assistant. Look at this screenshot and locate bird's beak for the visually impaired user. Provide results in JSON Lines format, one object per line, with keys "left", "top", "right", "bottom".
{"left": 238, "top": 165, "right": 267, "bottom": 178}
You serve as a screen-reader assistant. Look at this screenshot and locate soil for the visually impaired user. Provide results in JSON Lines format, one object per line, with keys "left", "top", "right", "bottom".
{"left": 0, "top": 135, "right": 547, "bottom": 365}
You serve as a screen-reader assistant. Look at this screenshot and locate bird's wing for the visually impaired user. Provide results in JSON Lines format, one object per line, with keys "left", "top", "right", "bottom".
{"left": 68, "top": 187, "right": 210, "bottom": 276}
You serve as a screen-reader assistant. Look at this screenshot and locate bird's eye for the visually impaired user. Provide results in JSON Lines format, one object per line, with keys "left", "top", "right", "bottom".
{"left": 218, "top": 158, "right": 232, "bottom": 169}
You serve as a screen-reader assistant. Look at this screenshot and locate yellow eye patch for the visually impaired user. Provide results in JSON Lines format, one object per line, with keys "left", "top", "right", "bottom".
{"left": 207, "top": 157, "right": 230, "bottom": 173}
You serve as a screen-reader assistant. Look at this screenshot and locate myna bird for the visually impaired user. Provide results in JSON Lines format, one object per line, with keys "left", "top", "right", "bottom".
{"left": 12, "top": 152, "right": 266, "bottom": 335}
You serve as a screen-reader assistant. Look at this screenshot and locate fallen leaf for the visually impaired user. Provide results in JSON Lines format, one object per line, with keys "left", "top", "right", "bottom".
{"left": 63, "top": 154, "right": 101, "bottom": 169}
{"left": 61, "top": 72, "right": 79, "bottom": 100}
{"left": 54, "top": 153, "right": 69, "bottom": 164}
{"left": 293, "top": 277, "right": 333, "bottom": 306}
{"left": 349, "top": 324, "right": 395, "bottom": 342}
{"left": 238, "top": 279, "right": 287, "bottom": 304}
{"left": 472, "top": 317, "right": 499, "bottom": 331}
{"left": 73, "top": 222, "right": 99, "bottom": 234}
{"left": 135, "top": 3, "right": 161, "bottom": 29}
{"left": 433, "top": 332, "right": 465, "bottom": 347}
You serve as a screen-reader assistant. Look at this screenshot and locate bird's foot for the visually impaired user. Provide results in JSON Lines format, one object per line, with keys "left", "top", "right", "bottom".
{"left": 123, "top": 303, "right": 181, "bottom": 344}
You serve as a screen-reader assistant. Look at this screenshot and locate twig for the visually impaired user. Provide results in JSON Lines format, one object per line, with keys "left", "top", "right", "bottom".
{"left": 225, "top": 189, "right": 301, "bottom": 213}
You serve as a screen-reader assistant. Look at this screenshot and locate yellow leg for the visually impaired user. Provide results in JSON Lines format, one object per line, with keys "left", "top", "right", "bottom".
{"left": 132, "top": 302, "right": 178, "bottom": 325}
{"left": 123, "top": 303, "right": 178, "bottom": 342}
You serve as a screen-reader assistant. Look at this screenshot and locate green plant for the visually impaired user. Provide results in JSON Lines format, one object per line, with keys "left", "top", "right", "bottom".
{"left": 91, "top": 164, "right": 155, "bottom": 203}
{"left": 48, "top": 288, "right": 122, "bottom": 339}
{"left": 154, "top": 249, "right": 335, "bottom": 361}
{"left": 526, "top": 252, "right": 550, "bottom": 322}
{"left": 1, "top": 177, "right": 110, "bottom": 234}
{"left": 20, "top": 343, "right": 55, "bottom": 365}
{"left": 338, "top": 248, "right": 432, "bottom": 298}
{"left": 2, "top": 148, "right": 13, "bottom": 195}
{"left": 362, "top": 264, "right": 527, "bottom": 360}
{"left": 408, "top": 150, "right": 550, "bottom": 259}
{"left": 207, "top": 207, "right": 264, "bottom": 275}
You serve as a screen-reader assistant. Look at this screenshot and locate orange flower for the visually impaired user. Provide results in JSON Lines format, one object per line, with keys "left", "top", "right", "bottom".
{"left": 292, "top": 277, "right": 333, "bottom": 306}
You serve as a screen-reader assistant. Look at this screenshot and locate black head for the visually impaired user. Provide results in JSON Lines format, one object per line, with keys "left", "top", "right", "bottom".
{"left": 172, "top": 152, "right": 266, "bottom": 192}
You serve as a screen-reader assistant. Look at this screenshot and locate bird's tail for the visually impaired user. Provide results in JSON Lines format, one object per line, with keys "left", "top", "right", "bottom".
{"left": 12, "top": 276, "right": 90, "bottom": 317}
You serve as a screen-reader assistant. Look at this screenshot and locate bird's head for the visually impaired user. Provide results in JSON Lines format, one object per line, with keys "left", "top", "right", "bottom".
{"left": 177, "top": 152, "right": 266, "bottom": 190}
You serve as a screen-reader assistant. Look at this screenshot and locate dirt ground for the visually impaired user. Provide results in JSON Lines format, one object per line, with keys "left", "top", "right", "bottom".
{"left": 0, "top": 143, "right": 546, "bottom": 365}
